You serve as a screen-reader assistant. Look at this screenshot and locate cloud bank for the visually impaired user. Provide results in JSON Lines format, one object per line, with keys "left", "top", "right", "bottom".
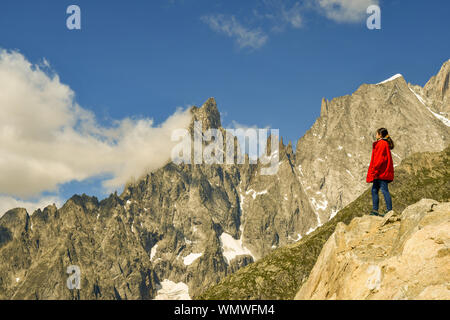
{"left": 202, "top": 0, "right": 380, "bottom": 50}
{"left": 0, "top": 50, "right": 192, "bottom": 214}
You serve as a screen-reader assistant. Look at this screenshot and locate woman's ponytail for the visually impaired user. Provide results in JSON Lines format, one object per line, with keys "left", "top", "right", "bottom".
{"left": 377, "top": 128, "right": 395, "bottom": 150}
{"left": 385, "top": 136, "right": 395, "bottom": 150}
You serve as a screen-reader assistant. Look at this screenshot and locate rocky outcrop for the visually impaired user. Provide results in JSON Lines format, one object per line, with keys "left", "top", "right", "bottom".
{"left": 295, "top": 199, "right": 450, "bottom": 300}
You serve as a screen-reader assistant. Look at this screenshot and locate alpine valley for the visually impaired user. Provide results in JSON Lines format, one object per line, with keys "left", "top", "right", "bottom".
{"left": 1, "top": 60, "right": 449, "bottom": 300}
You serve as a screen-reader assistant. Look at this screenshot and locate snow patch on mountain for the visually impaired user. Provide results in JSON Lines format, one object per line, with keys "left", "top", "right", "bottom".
{"left": 428, "top": 108, "right": 450, "bottom": 127}
{"left": 150, "top": 244, "right": 158, "bottom": 261}
{"left": 377, "top": 74, "right": 403, "bottom": 85}
{"left": 311, "top": 197, "right": 328, "bottom": 211}
{"left": 329, "top": 209, "right": 339, "bottom": 220}
{"left": 154, "top": 279, "right": 191, "bottom": 300}
{"left": 298, "top": 165, "right": 304, "bottom": 176}
{"left": 309, "top": 197, "right": 325, "bottom": 228}
{"left": 220, "top": 232, "right": 255, "bottom": 264}
{"left": 391, "top": 151, "right": 402, "bottom": 160}
{"left": 183, "top": 253, "right": 202, "bottom": 266}
{"left": 409, "top": 87, "right": 450, "bottom": 127}
{"left": 346, "top": 169, "right": 354, "bottom": 179}
{"left": 246, "top": 189, "right": 268, "bottom": 199}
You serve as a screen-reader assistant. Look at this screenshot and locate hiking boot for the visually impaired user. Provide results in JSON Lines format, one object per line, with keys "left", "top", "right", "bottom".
{"left": 370, "top": 211, "right": 380, "bottom": 216}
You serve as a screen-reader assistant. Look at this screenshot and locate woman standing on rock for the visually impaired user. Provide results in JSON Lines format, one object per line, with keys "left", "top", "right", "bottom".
{"left": 366, "top": 128, "right": 395, "bottom": 217}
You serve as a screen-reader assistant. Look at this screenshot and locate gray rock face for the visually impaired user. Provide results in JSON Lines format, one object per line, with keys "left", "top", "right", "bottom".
{"left": 1, "top": 61, "right": 449, "bottom": 300}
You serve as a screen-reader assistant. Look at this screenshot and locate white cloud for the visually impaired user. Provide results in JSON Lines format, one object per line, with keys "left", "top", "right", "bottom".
{"left": 256, "top": 0, "right": 304, "bottom": 31}
{"left": 316, "top": 0, "right": 379, "bottom": 23}
{"left": 282, "top": 3, "right": 303, "bottom": 28}
{"left": 201, "top": 15, "right": 268, "bottom": 50}
{"left": 201, "top": 1, "right": 378, "bottom": 50}
{"left": 0, "top": 195, "right": 63, "bottom": 218}
{"left": 0, "top": 50, "right": 192, "bottom": 200}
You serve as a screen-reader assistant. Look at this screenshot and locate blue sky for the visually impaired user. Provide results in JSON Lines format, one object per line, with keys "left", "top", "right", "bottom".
{"left": 0, "top": 0, "right": 449, "bottom": 211}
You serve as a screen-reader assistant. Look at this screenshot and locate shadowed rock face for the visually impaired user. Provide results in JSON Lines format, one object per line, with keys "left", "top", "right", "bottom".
{"left": 1, "top": 61, "right": 449, "bottom": 300}
{"left": 295, "top": 199, "right": 450, "bottom": 300}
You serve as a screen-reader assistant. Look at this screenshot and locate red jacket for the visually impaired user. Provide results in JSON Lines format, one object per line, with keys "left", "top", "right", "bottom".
{"left": 366, "top": 139, "right": 394, "bottom": 183}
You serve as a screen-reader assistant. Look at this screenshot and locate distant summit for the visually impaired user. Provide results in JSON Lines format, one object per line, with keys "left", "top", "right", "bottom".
{"left": 190, "top": 97, "right": 222, "bottom": 130}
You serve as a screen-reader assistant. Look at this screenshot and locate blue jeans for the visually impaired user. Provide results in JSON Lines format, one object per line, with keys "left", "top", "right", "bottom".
{"left": 372, "top": 179, "right": 392, "bottom": 212}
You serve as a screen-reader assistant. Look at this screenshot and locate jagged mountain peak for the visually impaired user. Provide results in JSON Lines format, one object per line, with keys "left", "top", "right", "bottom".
{"left": 0, "top": 208, "right": 28, "bottom": 227}
{"left": 190, "top": 97, "right": 222, "bottom": 130}
{"left": 425, "top": 60, "right": 449, "bottom": 86}
{"left": 320, "top": 98, "right": 329, "bottom": 117}
{"left": 423, "top": 59, "right": 450, "bottom": 116}
{"left": 0, "top": 208, "right": 30, "bottom": 241}
{"left": 438, "top": 59, "right": 450, "bottom": 72}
